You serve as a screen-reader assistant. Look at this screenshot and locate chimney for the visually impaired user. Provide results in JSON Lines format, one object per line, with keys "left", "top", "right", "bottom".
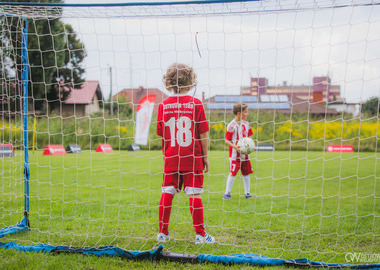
{"left": 250, "top": 77, "right": 267, "bottom": 96}
{"left": 313, "top": 76, "right": 330, "bottom": 103}
{"left": 313, "top": 91, "right": 323, "bottom": 105}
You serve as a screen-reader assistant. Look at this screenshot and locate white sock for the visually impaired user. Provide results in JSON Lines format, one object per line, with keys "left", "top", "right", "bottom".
{"left": 225, "top": 175, "right": 236, "bottom": 194}
{"left": 242, "top": 175, "right": 250, "bottom": 195}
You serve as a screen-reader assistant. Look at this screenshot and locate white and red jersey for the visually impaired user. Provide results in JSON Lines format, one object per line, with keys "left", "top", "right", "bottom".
{"left": 157, "top": 94, "right": 209, "bottom": 172}
{"left": 226, "top": 120, "right": 253, "bottom": 161}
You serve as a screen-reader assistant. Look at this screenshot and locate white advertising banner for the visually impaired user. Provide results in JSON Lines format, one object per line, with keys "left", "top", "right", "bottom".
{"left": 134, "top": 95, "right": 156, "bottom": 145}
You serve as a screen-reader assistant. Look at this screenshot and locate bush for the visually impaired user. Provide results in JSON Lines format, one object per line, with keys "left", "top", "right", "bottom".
{"left": 2, "top": 110, "right": 378, "bottom": 152}
{"left": 362, "top": 97, "right": 380, "bottom": 116}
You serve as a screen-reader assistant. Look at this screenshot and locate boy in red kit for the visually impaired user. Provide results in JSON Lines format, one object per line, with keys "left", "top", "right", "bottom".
{"left": 156, "top": 63, "right": 215, "bottom": 244}
{"left": 223, "top": 102, "right": 254, "bottom": 200}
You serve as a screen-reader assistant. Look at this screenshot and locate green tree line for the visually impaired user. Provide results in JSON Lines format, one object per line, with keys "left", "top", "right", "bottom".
{"left": 0, "top": 0, "right": 86, "bottom": 113}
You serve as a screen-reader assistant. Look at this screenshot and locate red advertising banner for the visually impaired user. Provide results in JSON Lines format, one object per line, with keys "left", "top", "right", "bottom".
{"left": 42, "top": 145, "right": 67, "bottom": 155}
{"left": 95, "top": 144, "right": 113, "bottom": 153}
{"left": 0, "top": 144, "right": 14, "bottom": 152}
{"left": 327, "top": 145, "right": 354, "bottom": 152}
{"left": 0, "top": 144, "right": 14, "bottom": 157}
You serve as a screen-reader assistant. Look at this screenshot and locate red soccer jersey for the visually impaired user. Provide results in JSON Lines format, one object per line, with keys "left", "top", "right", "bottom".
{"left": 157, "top": 94, "right": 209, "bottom": 172}
{"left": 225, "top": 119, "right": 253, "bottom": 161}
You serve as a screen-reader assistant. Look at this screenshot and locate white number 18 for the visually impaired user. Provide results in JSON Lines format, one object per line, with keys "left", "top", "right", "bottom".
{"left": 165, "top": 116, "right": 192, "bottom": 147}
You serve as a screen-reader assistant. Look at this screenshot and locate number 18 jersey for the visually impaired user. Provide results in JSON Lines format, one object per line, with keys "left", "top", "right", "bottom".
{"left": 157, "top": 94, "right": 209, "bottom": 172}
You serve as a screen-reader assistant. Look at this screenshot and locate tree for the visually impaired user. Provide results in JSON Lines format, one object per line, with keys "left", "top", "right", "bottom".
{"left": 103, "top": 95, "right": 133, "bottom": 118}
{"left": 0, "top": 0, "right": 86, "bottom": 113}
{"left": 362, "top": 97, "right": 380, "bottom": 116}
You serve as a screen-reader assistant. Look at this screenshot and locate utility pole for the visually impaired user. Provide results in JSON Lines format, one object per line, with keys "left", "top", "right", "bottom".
{"left": 109, "top": 66, "right": 113, "bottom": 117}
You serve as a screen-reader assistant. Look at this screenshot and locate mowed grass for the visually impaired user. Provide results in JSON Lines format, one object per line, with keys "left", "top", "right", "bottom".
{"left": 1, "top": 150, "right": 380, "bottom": 268}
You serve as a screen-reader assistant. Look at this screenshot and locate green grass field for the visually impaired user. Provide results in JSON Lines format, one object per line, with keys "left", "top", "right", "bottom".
{"left": 1, "top": 150, "right": 379, "bottom": 269}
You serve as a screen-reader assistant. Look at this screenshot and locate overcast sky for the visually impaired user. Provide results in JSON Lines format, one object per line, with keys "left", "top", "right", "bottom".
{"left": 62, "top": 0, "right": 380, "bottom": 103}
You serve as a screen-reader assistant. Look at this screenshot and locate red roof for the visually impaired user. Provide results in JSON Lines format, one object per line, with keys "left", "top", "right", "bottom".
{"left": 114, "top": 87, "right": 168, "bottom": 113}
{"left": 64, "top": 81, "right": 101, "bottom": 104}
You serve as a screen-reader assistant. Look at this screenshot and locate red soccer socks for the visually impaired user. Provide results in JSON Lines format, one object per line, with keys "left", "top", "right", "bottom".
{"left": 158, "top": 193, "right": 174, "bottom": 235}
{"left": 189, "top": 197, "right": 205, "bottom": 237}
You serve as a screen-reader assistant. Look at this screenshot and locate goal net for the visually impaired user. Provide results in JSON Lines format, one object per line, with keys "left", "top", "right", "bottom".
{"left": 1, "top": 0, "right": 379, "bottom": 265}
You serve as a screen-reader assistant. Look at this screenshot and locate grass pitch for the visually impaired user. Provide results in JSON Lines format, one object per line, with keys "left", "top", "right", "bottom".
{"left": 1, "top": 150, "right": 379, "bottom": 269}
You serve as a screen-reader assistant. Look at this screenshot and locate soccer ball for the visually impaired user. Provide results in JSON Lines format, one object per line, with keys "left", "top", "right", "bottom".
{"left": 237, "top": 137, "right": 255, "bottom": 155}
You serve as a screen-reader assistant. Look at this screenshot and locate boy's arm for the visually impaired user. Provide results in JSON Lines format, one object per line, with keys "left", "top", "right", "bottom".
{"left": 156, "top": 104, "right": 163, "bottom": 137}
{"left": 200, "top": 131, "right": 209, "bottom": 173}
{"left": 225, "top": 124, "right": 241, "bottom": 152}
{"left": 225, "top": 139, "right": 240, "bottom": 152}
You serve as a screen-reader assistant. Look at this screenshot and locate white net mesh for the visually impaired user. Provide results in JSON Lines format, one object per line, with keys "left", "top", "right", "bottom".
{"left": 1, "top": 0, "right": 379, "bottom": 264}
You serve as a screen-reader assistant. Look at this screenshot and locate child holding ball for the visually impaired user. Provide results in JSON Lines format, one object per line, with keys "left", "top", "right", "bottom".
{"left": 223, "top": 102, "right": 254, "bottom": 200}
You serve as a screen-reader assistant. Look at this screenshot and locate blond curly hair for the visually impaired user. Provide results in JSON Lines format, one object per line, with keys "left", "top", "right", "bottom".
{"left": 163, "top": 63, "right": 197, "bottom": 93}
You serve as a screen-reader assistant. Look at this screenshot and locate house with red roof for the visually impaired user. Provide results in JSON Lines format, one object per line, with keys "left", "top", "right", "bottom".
{"left": 61, "top": 81, "right": 103, "bottom": 116}
{"left": 113, "top": 86, "right": 168, "bottom": 113}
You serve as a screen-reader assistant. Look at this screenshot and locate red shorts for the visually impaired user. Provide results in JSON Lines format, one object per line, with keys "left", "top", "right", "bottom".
{"left": 229, "top": 160, "right": 253, "bottom": 176}
{"left": 162, "top": 171, "right": 204, "bottom": 195}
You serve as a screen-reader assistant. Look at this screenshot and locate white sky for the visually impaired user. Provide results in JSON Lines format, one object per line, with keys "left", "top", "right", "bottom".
{"left": 63, "top": 0, "right": 380, "bottom": 103}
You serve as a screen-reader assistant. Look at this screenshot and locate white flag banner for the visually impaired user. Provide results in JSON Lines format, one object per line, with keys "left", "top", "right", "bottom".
{"left": 134, "top": 95, "right": 156, "bottom": 145}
